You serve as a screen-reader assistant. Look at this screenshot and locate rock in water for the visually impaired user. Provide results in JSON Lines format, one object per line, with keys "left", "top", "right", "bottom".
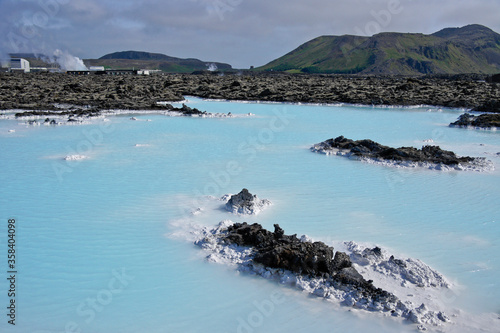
{"left": 224, "top": 222, "right": 337, "bottom": 278}
{"left": 194, "top": 221, "right": 452, "bottom": 329}
{"left": 224, "top": 188, "right": 271, "bottom": 215}
{"left": 224, "top": 222, "right": 391, "bottom": 297}
{"left": 311, "top": 135, "right": 492, "bottom": 171}
{"left": 450, "top": 112, "right": 500, "bottom": 128}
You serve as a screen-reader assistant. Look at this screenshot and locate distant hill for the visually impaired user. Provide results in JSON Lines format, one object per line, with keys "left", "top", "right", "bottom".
{"left": 257, "top": 24, "right": 500, "bottom": 75}
{"left": 86, "top": 50, "right": 232, "bottom": 73}
{"left": 99, "top": 51, "right": 180, "bottom": 61}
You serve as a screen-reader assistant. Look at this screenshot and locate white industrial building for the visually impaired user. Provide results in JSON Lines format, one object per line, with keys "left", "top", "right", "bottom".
{"left": 10, "top": 58, "right": 30, "bottom": 73}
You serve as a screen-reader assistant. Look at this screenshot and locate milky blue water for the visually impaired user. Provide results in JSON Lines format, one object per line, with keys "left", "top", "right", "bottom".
{"left": 1, "top": 97, "right": 499, "bottom": 333}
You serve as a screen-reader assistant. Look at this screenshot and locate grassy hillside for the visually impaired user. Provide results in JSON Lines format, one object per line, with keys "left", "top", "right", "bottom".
{"left": 87, "top": 50, "right": 232, "bottom": 73}
{"left": 258, "top": 24, "right": 500, "bottom": 75}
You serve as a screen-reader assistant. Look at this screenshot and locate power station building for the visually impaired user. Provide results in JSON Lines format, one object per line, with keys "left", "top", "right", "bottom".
{"left": 10, "top": 58, "right": 30, "bottom": 73}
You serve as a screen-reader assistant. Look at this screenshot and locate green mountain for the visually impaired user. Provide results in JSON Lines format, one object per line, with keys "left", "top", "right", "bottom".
{"left": 258, "top": 24, "right": 500, "bottom": 75}
{"left": 85, "top": 50, "right": 232, "bottom": 73}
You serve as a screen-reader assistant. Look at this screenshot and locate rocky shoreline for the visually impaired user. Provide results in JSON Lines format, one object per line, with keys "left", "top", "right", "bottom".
{"left": 11, "top": 103, "right": 208, "bottom": 119}
{"left": 1, "top": 102, "right": 236, "bottom": 126}
{"left": 311, "top": 135, "right": 493, "bottom": 171}
{"left": 1, "top": 72, "right": 499, "bottom": 114}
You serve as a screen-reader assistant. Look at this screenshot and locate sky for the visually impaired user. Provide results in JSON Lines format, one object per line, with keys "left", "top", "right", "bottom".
{"left": 1, "top": 0, "right": 500, "bottom": 69}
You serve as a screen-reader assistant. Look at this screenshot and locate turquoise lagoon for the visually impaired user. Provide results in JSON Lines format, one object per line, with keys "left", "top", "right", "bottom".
{"left": 0, "top": 97, "right": 499, "bottom": 332}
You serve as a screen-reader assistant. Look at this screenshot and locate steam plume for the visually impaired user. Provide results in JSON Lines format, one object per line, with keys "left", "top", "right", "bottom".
{"left": 0, "top": 51, "right": 9, "bottom": 68}
{"left": 207, "top": 63, "right": 218, "bottom": 71}
{"left": 53, "top": 49, "right": 88, "bottom": 71}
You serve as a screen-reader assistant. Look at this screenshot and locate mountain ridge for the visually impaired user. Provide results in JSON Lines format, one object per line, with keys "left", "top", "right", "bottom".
{"left": 257, "top": 24, "right": 500, "bottom": 75}
{"left": 99, "top": 50, "right": 181, "bottom": 62}
{"left": 91, "top": 50, "right": 232, "bottom": 72}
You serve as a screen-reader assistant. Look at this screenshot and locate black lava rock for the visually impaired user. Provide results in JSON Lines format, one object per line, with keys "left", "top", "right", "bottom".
{"left": 225, "top": 222, "right": 337, "bottom": 277}
{"left": 314, "top": 135, "right": 476, "bottom": 165}
{"left": 225, "top": 188, "right": 270, "bottom": 214}
{"left": 472, "top": 100, "right": 500, "bottom": 113}
{"left": 222, "top": 222, "right": 394, "bottom": 301}
{"left": 450, "top": 112, "right": 500, "bottom": 128}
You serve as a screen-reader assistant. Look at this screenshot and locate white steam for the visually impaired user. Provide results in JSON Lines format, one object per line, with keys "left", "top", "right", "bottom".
{"left": 53, "top": 49, "right": 88, "bottom": 71}
{"left": 207, "top": 63, "right": 218, "bottom": 71}
{"left": 1, "top": 52, "right": 9, "bottom": 68}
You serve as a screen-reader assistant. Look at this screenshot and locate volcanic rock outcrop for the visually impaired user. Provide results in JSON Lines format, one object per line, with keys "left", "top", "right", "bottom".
{"left": 224, "top": 188, "right": 271, "bottom": 215}
{"left": 194, "top": 220, "right": 453, "bottom": 329}
{"left": 450, "top": 113, "right": 500, "bottom": 128}
{"left": 311, "top": 135, "right": 488, "bottom": 170}
{"left": 223, "top": 222, "right": 392, "bottom": 299}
